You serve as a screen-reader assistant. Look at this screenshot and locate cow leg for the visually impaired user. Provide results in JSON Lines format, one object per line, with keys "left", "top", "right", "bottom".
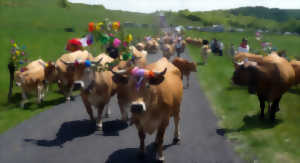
{"left": 137, "top": 128, "right": 146, "bottom": 159}
{"left": 81, "top": 93, "right": 95, "bottom": 122}
{"left": 20, "top": 88, "right": 28, "bottom": 108}
{"left": 173, "top": 113, "right": 181, "bottom": 144}
{"left": 186, "top": 74, "right": 190, "bottom": 89}
{"left": 104, "top": 104, "right": 111, "bottom": 118}
{"left": 258, "top": 96, "right": 265, "bottom": 119}
{"left": 96, "top": 104, "right": 105, "bottom": 131}
{"left": 270, "top": 96, "right": 282, "bottom": 121}
{"left": 118, "top": 98, "right": 128, "bottom": 122}
{"left": 37, "top": 84, "right": 44, "bottom": 104}
{"left": 154, "top": 122, "right": 168, "bottom": 162}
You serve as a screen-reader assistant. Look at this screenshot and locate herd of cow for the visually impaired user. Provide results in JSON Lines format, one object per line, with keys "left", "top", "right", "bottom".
{"left": 13, "top": 33, "right": 196, "bottom": 162}
{"left": 13, "top": 31, "right": 299, "bottom": 161}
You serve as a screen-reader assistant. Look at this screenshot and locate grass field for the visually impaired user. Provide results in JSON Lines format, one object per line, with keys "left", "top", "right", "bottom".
{"left": 186, "top": 31, "right": 300, "bottom": 163}
{"left": 0, "top": 0, "right": 159, "bottom": 133}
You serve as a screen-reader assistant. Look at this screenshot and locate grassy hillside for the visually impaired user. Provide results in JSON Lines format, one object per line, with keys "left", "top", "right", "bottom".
{"left": 230, "top": 6, "right": 300, "bottom": 22}
{"left": 166, "top": 8, "right": 300, "bottom": 33}
{"left": 0, "top": 0, "right": 159, "bottom": 133}
{"left": 185, "top": 31, "right": 300, "bottom": 163}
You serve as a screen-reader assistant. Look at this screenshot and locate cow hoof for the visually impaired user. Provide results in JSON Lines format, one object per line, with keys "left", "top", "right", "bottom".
{"left": 104, "top": 113, "right": 111, "bottom": 118}
{"left": 137, "top": 151, "right": 145, "bottom": 160}
{"left": 155, "top": 155, "right": 165, "bottom": 163}
{"left": 172, "top": 137, "right": 181, "bottom": 145}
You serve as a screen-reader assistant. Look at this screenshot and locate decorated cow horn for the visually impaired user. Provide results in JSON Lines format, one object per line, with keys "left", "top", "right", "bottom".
{"left": 91, "top": 57, "right": 103, "bottom": 65}
{"left": 154, "top": 68, "right": 167, "bottom": 76}
{"left": 60, "top": 59, "right": 74, "bottom": 65}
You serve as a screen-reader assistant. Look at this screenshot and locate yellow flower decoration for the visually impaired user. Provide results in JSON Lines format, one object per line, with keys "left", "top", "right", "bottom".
{"left": 112, "top": 21, "right": 120, "bottom": 31}
{"left": 96, "top": 22, "right": 103, "bottom": 31}
{"left": 126, "top": 34, "right": 133, "bottom": 43}
{"left": 45, "top": 63, "right": 49, "bottom": 67}
{"left": 15, "top": 50, "right": 20, "bottom": 56}
{"left": 13, "top": 43, "right": 17, "bottom": 48}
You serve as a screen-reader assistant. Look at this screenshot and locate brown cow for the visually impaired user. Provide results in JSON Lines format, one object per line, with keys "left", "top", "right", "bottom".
{"left": 232, "top": 54, "right": 295, "bottom": 121}
{"left": 60, "top": 54, "right": 119, "bottom": 130}
{"left": 42, "top": 50, "right": 93, "bottom": 101}
{"left": 15, "top": 59, "right": 47, "bottom": 108}
{"left": 172, "top": 57, "right": 197, "bottom": 88}
{"left": 114, "top": 46, "right": 148, "bottom": 121}
{"left": 111, "top": 58, "right": 183, "bottom": 162}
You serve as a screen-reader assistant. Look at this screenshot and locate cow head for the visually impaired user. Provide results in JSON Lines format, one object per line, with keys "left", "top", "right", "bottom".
{"left": 232, "top": 58, "right": 259, "bottom": 94}
{"left": 40, "top": 61, "right": 58, "bottom": 83}
{"left": 112, "top": 67, "right": 167, "bottom": 114}
{"left": 60, "top": 58, "right": 102, "bottom": 90}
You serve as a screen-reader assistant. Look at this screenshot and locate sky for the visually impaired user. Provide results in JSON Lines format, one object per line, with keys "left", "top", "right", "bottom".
{"left": 69, "top": 0, "right": 300, "bottom": 13}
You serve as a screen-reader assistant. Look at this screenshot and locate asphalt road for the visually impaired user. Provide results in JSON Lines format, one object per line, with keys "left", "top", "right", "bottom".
{"left": 0, "top": 50, "right": 242, "bottom": 163}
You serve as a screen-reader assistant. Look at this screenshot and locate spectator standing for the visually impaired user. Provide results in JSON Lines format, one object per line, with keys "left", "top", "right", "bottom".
{"left": 237, "top": 38, "right": 250, "bottom": 53}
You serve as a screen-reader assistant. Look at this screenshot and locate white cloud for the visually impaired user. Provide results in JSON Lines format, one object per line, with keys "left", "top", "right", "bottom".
{"left": 69, "top": 0, "right": 300, "bottom": 13}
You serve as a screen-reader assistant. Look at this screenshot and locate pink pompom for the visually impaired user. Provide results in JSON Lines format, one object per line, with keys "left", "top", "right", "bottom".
{"left": 113, "top": 38, "right": 121, "bottom": 48}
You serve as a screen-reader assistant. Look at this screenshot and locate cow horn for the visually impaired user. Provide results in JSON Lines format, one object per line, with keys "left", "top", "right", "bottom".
{"left": 91, "top": 57, "right": 103, "bottom": 65}
{"left": 39, "top": 61, "right": 46, "bottom": 67}
{"left": 154, "top": 68, "right": 167, "bottom": 76}
{"left": 60, "top": 59, "right": 74, "bottom": 65}
{"left": 111, "top": 69, "right": 127, "bottom": 75}
{"left": 235, "top": 61, "right": 244, "bottom": 66}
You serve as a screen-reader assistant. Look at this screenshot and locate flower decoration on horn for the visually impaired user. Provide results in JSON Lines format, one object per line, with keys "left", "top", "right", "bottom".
{"left": 64, "top": 18, "right": 135, "bottom": 72}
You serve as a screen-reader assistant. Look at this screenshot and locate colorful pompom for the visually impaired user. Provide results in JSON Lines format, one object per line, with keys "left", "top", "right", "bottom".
{"left": 112, "top": 21, "right": 120, "bottom": 31}
{"left": 113, "top": 38, "right": 121, "bottom": 48}
{"left": 88, "top": 22, "right": 95, "bottom": 32}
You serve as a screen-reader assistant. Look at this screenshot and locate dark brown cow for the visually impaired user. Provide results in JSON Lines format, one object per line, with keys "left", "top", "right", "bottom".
{"left": 172, "top": 57, "right": 197, "bottom": 88}
{"left": 111, "top": 58, "right": 183, "bottom": 162}
{"left": 232, "top": 54, "right": 295, "bottom": 121}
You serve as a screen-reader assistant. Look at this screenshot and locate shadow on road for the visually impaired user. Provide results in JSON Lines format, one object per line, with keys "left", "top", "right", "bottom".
{"left": 24, "top": 119, "right": 128, "bottom": 147}
{"left": 216, "top": 114, "right": 282, "bottom": 136}
{"left": 105, "top": 142, "right": 176, "bottom": 163}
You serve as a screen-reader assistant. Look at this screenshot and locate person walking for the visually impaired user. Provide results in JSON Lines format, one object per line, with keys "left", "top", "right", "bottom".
{"left": 237, "top": 38, "right": 250, "bottom": 53}
{"left": 218, "top": 40, "right": 224, "bottom": 56}
{"left": 201, "top": 40, "right": 211, "bottom": 65}
{"left": 176, "top": 38, "right": 182, "bottom": 57}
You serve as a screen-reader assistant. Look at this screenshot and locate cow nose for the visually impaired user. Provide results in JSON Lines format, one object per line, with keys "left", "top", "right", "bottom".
{"left": 131, "top": 104, "right": 145, "bottom": 114}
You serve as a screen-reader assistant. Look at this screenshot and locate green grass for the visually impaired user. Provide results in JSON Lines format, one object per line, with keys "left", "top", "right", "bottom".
{"left": 186, "top": 31, "right": 300, "bottom": 163}
{"left": 0, "top": 0, "right": 159, "bottom": 133}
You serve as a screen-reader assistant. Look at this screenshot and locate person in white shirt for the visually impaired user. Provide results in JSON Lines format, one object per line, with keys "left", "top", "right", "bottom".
{"left": 238, "top": 38, "right": 250, "bottom": 53}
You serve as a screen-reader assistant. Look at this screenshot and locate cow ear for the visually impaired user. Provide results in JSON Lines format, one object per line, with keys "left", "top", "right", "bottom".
{"left": 112, "top": 74, "right": 129, "bottom": 84}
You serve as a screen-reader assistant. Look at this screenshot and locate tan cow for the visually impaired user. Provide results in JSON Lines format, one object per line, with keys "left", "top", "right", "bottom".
{"left": 172, "top": 57, "right": 197, "bottom": 88}
{"left": 135, "top": 42, "right": 145, "bottom": 51}
{"left": 232, "top": 54, "right": 295, "bottom": 121}
{"left": 162, "top": 43, "right": 175, "bottom": 60}
{"left": 290, "top": 60, "right": 300, "bottom": 85}
{"left": 15, "top": 59, "right": 47, "bottom": 108}
{"left": 42, "top": 50, "right": 93, "bottom": 101}
{"left": 111, "top": 58, "right": 183, "bottom": 162}
{"left": 145, "top": 40, "right": 159, "bottom": 54}
{"left": 60, "top": 54, "right": 120, "bottom": 130}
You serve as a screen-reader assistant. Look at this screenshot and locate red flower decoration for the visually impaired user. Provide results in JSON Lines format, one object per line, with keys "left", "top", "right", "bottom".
{"left": 88, "top": 22, "right": 95, "bottom": 32}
